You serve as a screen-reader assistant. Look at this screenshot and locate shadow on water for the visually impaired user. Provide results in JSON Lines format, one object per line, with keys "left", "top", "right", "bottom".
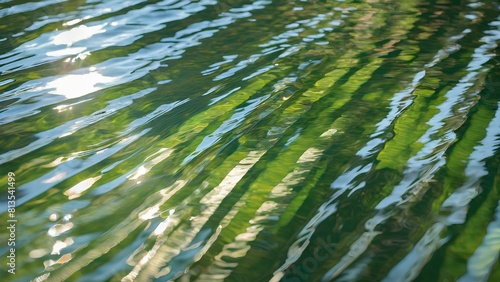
{"left": 0, "top": 0, "right": 499, "bottom": 281}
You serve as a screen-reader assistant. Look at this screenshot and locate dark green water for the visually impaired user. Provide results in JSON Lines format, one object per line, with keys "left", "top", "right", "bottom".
{"left": 1, "top": 0, "right": 500, "bottom": 281}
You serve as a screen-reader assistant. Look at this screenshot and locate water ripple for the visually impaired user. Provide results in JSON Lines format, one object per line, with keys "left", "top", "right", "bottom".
{"left": 1, "top": 1, "right": 499, "bottom": 281}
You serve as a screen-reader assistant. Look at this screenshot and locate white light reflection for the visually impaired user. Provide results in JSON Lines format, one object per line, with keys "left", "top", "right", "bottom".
{"left": 153, "top": 209, "right": 175, "bottom": 235}
{"left": 128, "top": 148, "right": 173, "bottom": 182}
{"left": 64, "top": 176, "right": 102, "bottom": 200}
{"left": 51, "top": 238, "right": 74, "bottom": 255}
{"left": 46, "top": 47, "right": 86, "bottom": 57}
{"left": 33, "top": 273, "right": 50, "bottom": 282}
{"left": 48, "top": 222, "right": 74, "bottom": 237}
{"left": 44, "top": 253, "right": 72, "bottom": 269}
{"left": 29, "top": 249, "right": 49, "bottom": 259}
{"left": 64, "top": 51, "right": 91, "bottom": 63}
{"left": 63, "top": 18, "right": 84, "bottom": 27}
{"left": 45, "top": 71, "right": 116, "bottom": 99}
{"left": 43, "top": 171, "right": 67, "bottom": 184}
{"left": 52, "top": 24, "right": 106, "bottom": 46}
{"left": 138, "top": 205, "right": 160, "bottom": 221}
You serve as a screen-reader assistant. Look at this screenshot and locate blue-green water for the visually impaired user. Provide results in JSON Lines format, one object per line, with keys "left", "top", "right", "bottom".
{"left": 0, "top": 0, "right": 500, "bottom": 281}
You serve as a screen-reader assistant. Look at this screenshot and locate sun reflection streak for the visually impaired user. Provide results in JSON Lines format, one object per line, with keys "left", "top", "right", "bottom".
{"left": 153, "top": 209, "right": 175, "bottom": 235}
{"left": 46, "top": 47, "right": 86, "bottom": 57}
{"left": 48, "top": 222, "right": 73, "bottom": 237}
{"left": 43, "top": 171, "right": 67, "bottom": 183}
{"left": 64, "top": 176, "right": 102, "bottom": 199}
{"left": 44, "top": 71, "right": 116, "bottom": 99}
{"left": 128, "top": 148, "right": 173, "bottom": 182}
{"left": 52, "top": 24, "right": 107, "bottom": 46}
{"left": 51, "top": 238, "right": 74, "bottom": 255}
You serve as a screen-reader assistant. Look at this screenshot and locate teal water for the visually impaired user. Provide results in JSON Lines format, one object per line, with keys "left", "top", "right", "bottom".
{"left": 0, "top": 0, "right": 500, "bottom": 281}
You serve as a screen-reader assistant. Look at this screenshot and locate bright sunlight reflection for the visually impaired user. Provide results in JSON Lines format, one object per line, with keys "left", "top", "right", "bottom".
{"left": 40, "top": 23, "right": 114, "bottom": 99}
{"left": 52, "top": 24, "right": 106, "bottom": 46}
{"left": 45, "top": 71, "right": 116, "bottom": 99}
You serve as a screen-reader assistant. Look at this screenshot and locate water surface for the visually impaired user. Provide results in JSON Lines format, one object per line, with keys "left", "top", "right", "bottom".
{"left": 1, "top": 0, "right": 500, "bottom": 281}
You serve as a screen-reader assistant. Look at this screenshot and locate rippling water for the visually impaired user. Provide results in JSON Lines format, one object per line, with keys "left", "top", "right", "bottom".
{"left": 1, "top": 0, "right": 500, "bottom": 281}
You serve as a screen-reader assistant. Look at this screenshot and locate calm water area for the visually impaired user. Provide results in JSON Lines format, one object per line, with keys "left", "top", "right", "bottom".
{"left": 0, "top": 0, "right": 500, "bottom": 281}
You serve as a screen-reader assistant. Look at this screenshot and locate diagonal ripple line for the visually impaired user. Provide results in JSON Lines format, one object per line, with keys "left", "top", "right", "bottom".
{"left": 321, "top": 15, "right": 500, "bottom": 282}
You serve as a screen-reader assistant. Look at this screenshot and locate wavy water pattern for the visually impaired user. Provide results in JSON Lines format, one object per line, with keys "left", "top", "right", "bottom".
{"left": 0, "top": 0, "right": 499, "bottom": 281}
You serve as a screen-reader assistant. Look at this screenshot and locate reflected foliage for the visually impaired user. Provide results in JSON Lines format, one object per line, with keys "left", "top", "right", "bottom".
{"left": 0, "top": 0, "right": 499, "bottom": 281}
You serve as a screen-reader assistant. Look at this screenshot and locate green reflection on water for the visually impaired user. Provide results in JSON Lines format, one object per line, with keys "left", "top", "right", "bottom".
{"left": 0, "top": 0, "right": 499, "bottom": 281}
